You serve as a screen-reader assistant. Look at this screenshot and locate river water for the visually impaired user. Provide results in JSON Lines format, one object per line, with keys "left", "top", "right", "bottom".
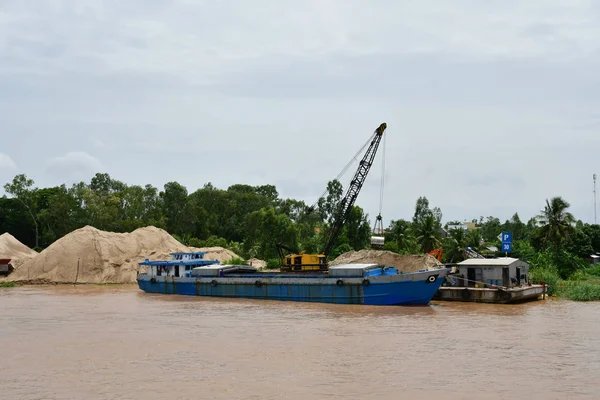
{"left": 1, "top": 285, "right": 599, "bottom": 400}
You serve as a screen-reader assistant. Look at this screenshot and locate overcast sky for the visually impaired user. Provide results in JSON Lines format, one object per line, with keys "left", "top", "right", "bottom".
{"left": 1, "top": 0, "right": 599, "bottom": 227}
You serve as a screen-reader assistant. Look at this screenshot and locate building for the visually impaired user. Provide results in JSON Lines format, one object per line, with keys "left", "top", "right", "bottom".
{"left": 446, "top": 222, "right": 478, "bottom": 231}
{"left": 588, "top": 254, "right": 600, "bottom": 264}
{"left": 453, "top": 257, "right": 530, "bottom": 288}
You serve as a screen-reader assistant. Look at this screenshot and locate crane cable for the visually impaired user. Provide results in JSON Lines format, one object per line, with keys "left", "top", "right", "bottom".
{"left": 378, "top": 132, "right": 386, "bottom": 230}
{"left": 309, "top": 131, "right": 377, "bottom": 212}
{"left": 373, "top": 132, "right": 386, "bottom": 235}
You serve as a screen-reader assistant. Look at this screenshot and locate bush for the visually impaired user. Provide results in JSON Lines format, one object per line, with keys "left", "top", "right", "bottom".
{"left": 584, "top": 264, "right": 600, "bottom": 277}
{"left": 529, "top": 266, "right": 560, "bottom": 296}
{"left": 227, "top": 257, "right": 246, "bottom": 265}
{"left": 528, "top": 248, "right": 587, "bottom": 280}
{"left": 0, "top": 282, "right": 16, "bottom": 288}
{"left": 561, "top": 282, "right": 600, "bottom": 301}
{"left": 266, "top": 258, "right": 281, "bottom": 270}
{"left": 569, "top": 270, "right": 589, "bottom": 282}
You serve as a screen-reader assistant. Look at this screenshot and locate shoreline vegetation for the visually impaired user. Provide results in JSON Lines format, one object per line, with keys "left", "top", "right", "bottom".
{"left": 1, "top": 172, "right": 600, "bottom": 302}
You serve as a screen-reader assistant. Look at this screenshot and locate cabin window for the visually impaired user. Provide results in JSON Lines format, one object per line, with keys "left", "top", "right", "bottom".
{"left": 185, "top": 266, "right": 191, "bottom": 271}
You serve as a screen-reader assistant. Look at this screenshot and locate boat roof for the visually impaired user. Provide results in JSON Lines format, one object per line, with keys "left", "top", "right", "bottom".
{"left": 138, "top": 259, "right": 218, "bottom": 266}
{"left": 192, "top": 264, "right": 227, "bottom": 270}
{"left": 458, "top": 257, "right": 523, "bottom": 266}
{"left": 170, "top": 251, "right": 206, "bottom": 255}
{"left": 329, "top": 263, "right": 381, "bottom": 269}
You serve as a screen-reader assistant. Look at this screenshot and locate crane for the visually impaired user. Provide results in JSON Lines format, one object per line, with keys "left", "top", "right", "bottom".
{"left": 278, "top": 122, "right": 387, "bottom": 272}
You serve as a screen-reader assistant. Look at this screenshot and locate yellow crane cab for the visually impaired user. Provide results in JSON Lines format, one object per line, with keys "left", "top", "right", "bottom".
{"left": 281, "top": 253, "right": 328, "bottom": 272}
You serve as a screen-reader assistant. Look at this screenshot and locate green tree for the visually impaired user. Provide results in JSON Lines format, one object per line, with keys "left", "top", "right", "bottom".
{"left": 317, "top": 179, "right": 343, "bottom": 224}
{"left": 385, "top": 219, "right": 412, "bottom": 252}
{"left": 502, "top": 213, "right": 527, "bottom": 241}
{"left": 465, "top": 228, "right": 482, "bottom": 249}
{"left": 582, "top": 224, "right": 600, "bottom": 253}
{"left": 442, "top": 228, "right": 467, "bottom": 262}
{"left": 243, "top": 207, "right": 297, "bottom": 260}
{"left": 36, "top": 185, "right": 79, "bottom": 246}
{"left": 161, "top": 181, "right": 194, "bottom": 235}
{"left": 536, "top": 196, "right": 576, "bottom": 255}
{"left": 410, "top": 196, "right": 442, "bottom": 253}
{"left": 0, "top": 196, "right": 35, "bottom": 246}
{"left": 414, "top": 214, "right": 442, "bottom": 253}
{"left": 413, "top": 196, "right": 431, "bottom": 225}
{"left": 340, "top": 205, "right": 371, "bottom": 251}
{"left": 565, "top": 228, "right": 594, "bottom": 259}
{"left": 480, "top": 216, "right": 502, "bottom": 242}
{"left": 3, "top": 174, "right": 39, "bottom": 248}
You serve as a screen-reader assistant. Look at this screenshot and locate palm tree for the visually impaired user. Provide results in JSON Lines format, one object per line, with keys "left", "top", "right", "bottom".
{"left": 444, "top": 228, "right": 467, "bottom": 262}
{"left": 415, "top": 214, "right": 442, "bottom": 253}
{"left": 536, "top": 196, "right": 576, "bottom": 255}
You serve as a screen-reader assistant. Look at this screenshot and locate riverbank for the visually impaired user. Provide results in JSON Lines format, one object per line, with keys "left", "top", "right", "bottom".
{"left": 530, "top": 265, "right": 600, "bottom": 301}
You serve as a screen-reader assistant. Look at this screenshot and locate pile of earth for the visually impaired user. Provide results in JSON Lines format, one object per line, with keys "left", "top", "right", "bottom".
{"left": 0, "top": 233, "right": 38, "bottom": 269}
{"left": 8, "top": 226, "right": 241, "bottom": 284}
{"left": 189, "top": 246, "right": 241, "bottom": 263}
{"left": 245, "top": 258, "right": 267, "bottom": 269}
{"left": 330, "top": 249, "right": 443, "bottom": 273}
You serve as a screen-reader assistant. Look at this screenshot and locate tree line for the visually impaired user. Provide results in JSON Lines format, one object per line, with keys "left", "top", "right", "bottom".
{"left": 2, "top": 172, "right": 599, "bottom": 276}
{"left": 1, "top": 173, "right": 371, "bottom": 266}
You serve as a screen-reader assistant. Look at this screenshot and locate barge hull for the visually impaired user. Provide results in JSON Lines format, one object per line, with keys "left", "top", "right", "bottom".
{"left": 137, "top": 274, "right": 446, "bottom": 306}
{"left": 433, "top": 284, "right": 547, "bottom": 304}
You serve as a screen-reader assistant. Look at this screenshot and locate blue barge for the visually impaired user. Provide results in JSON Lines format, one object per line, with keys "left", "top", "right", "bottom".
{"left": 137, "top": 252, "right": 449, "bottom": 306}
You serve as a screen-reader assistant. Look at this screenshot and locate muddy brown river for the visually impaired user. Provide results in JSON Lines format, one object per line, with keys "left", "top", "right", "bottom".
{"left": 1, "top": 285, "right": 599, "bottom": 400}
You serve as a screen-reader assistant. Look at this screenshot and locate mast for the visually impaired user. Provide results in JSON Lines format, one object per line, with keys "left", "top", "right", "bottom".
{"left": 594, "top": 173, "right": 597, "bottom": 225}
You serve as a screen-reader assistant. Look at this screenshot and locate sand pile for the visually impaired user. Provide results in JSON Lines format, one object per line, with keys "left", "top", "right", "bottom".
{"left": 191, "top": 246, "right": 241, "bottom": 263}
{"left": 330, "top": 249, "right": 443, "bottom": 273}
{"left": 8, "top": 226, "right": 240, "bottom": 284}
{"left": 0, "top": 232, "right": 38, "bottom": 269}
{"left": 246, "top": 258, "right": 267, "bottom": 268}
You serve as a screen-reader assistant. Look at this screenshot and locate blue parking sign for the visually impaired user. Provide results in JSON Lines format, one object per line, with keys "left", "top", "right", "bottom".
{"left": 502, "top": 242, "right": 512, "bottom": 252}
{"left": 501, "top": 232, "right": 512, "bottom": 244}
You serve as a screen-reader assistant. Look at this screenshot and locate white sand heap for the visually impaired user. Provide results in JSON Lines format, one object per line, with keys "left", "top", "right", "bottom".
{"left": 8, "top": 226, "right": 241, "bottom": 284}
{"left": 330, "top": 249, "right": 443, "bottom": 273}
{"left": 0, "top": 232, "right": 38, "bottom": 269}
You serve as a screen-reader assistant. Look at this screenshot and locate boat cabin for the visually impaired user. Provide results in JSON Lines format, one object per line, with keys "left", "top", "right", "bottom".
{"left": 450, "top": 257, "right": 530, "bottom": 288}
{"left": 170, "top": 252, "right": 207, "bottom": 261}
{"left": 138, "top": 251, "right": 220, "bottom": 278}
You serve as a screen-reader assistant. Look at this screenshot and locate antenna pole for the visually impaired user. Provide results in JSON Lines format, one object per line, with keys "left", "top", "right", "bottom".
{"left": 594, "top": 173, "right": 597, "bottom": 225}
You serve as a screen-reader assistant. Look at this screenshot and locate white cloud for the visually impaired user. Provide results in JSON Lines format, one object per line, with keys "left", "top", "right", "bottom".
{"left": 46, "top": 152, "right": 104, "bottom": 183}
{"left": 1, "top": 0, "right": 599, "bottom": 82}
{"left": 0, "top": 153, "right": 17, "bottom": 170}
